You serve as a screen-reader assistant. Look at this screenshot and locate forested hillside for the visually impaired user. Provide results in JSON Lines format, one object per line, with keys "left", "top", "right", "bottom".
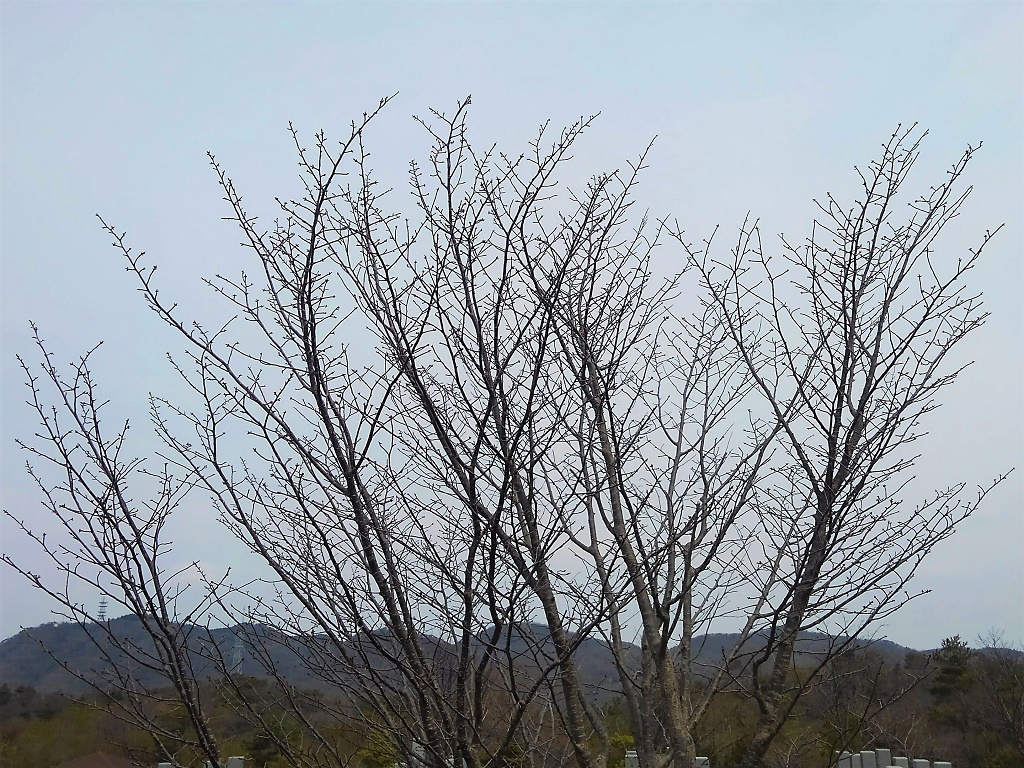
{"left": 1, "top": 623, "right": 1020, "bottom": 768}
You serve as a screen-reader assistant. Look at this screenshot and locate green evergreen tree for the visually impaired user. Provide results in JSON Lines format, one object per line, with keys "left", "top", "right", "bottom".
{"left": 931, "top": 635, "right": 973, "bottom": 699}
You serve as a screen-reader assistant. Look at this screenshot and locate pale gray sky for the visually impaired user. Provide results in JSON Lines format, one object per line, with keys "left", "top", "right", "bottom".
{"left": 2, "top": 1, "right": 1021, "bottom": 650}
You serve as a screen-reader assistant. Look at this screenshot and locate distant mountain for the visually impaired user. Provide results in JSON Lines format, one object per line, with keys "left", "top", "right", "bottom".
{"left": 0, "top": 616, "right": 245, "bottom": 694}
{"left": 0, "top": 616, "right": 923, "bottom": 698}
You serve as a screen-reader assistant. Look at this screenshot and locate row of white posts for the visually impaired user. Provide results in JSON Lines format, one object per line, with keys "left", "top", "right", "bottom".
{"left": 836, "top": 750, "right": 952, "bottom": 768}
{"left": 151, "top": 747, "right": 953, "bottom": 768}
{"left": 619, "top": 750, "right": 955, "bottom": 768}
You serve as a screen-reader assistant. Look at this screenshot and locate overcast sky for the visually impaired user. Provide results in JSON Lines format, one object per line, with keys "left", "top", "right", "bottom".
{"left": 1, "top": 1, "right": 1021, "bottom": 650}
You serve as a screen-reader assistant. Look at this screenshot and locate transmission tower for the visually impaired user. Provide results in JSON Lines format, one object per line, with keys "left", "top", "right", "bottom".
{"left": 230, "top": 635, "right": 245, "bottom": 673}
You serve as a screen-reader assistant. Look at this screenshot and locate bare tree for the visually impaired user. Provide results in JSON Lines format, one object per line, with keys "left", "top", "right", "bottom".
{"left": 975, "top": 632, "right": 1024, "bottom": 761}
{"left": 535, "top": 161, "right": 782, "bottom": 768}
{"left": 5, "top": 105, "right": 1006, "bottom": 768}
{"left": 685, "top": 125, "right": 1007, "bottom": 768}
{"left": 115, "top": 97, "right": 629, "bottom": 768}
{"left": 3, "top": 330, "right": 230, "bottom": 767}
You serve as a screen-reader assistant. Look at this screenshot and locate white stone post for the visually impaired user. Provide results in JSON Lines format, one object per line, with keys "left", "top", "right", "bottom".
{"left": 836, "top": 751, "right": 853, "bottom": 768}
{"left": 910, "top": 760, "right": 930, "bottom": 768}
{"left": 933, "top": 763, "right": 952, "bottom": 768}
{"left": 891, "top": 758, "right": 910, "bottom": 768}
{"left": 696, "top": 758, "right": 710, "bottom": 768}
{"left": 875, "top": 749, "right": 892, "bottom": 768}
{"left": 624, "top": 750, "right": 639, "bottom": 768}
{"left": 861, "top": 751, "right": 877, "bottom": 768}
{"left": 409, "top": 743, "right": 427, "bottom": 768}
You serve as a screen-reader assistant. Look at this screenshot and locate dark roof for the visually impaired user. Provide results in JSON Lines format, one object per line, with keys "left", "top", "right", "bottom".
{"left": 56, "top": 753, "right": 139, "bottom": 768}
